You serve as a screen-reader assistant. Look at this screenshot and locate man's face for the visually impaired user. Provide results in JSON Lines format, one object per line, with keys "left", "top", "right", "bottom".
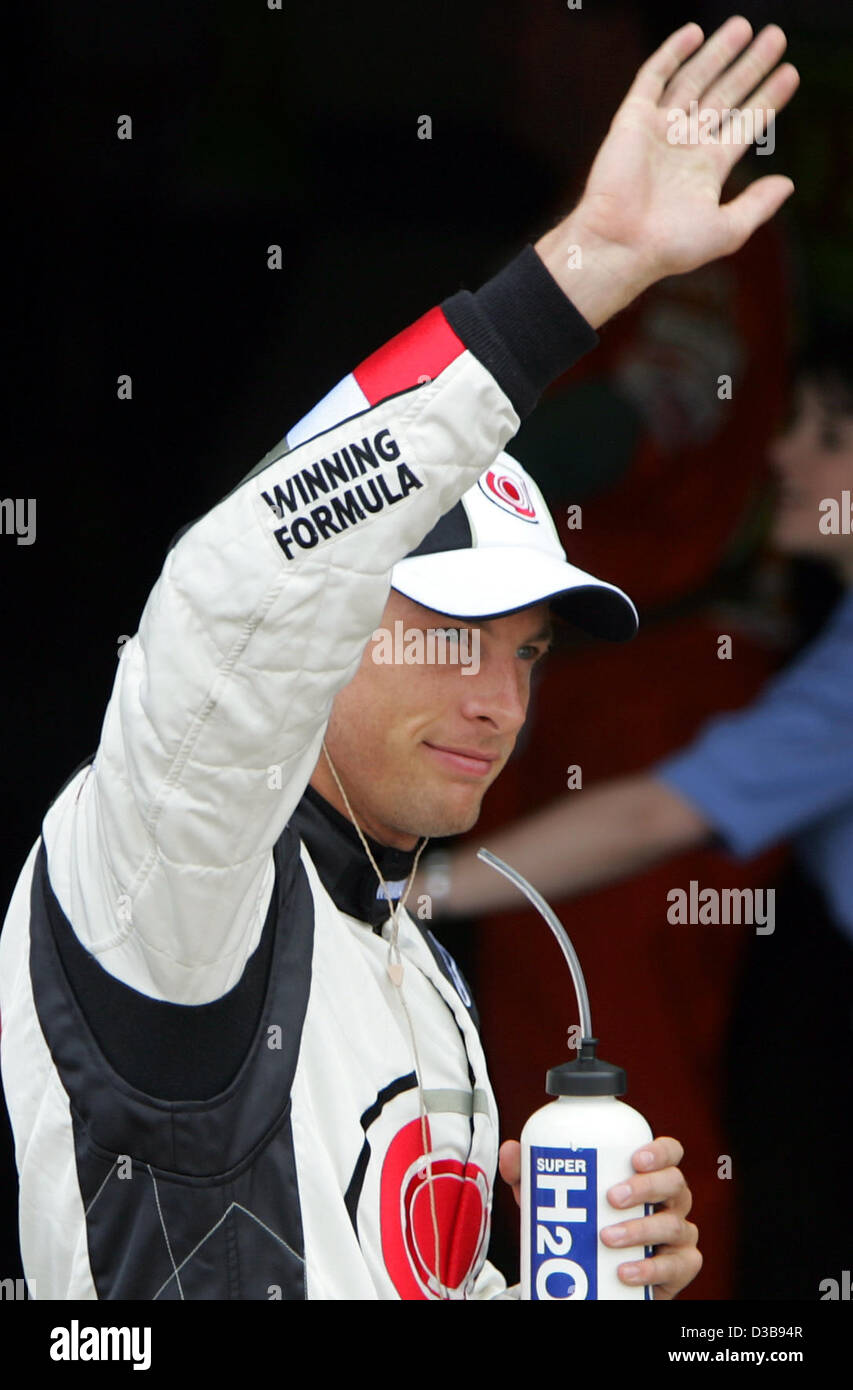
{"left": 310, "top": 590, "right": 552, "bottom": 848}
{"left": 770, "top": 379, "right": 853, "bottom": 566}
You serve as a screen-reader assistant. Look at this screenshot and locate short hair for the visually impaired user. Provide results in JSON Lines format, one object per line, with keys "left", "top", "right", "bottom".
{"left": 794, "top": 329, "right": 853, "bottom": 416}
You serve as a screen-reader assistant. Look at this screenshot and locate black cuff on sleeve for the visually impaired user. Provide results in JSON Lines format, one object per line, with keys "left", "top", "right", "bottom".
{"left": 440, "top": 244, "right": 599, "bottom": 420}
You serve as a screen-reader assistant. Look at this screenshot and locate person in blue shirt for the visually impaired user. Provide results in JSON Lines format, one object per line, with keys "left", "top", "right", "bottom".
{"left": 656, "top": 345, "right": 853, "bottom": 946}
{"left": 426, "top": 336, "right": 853, "bottom": 1297}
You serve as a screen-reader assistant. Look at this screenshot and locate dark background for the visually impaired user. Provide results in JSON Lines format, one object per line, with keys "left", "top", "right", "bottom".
{"left": 3, "top": 0, "right": 852, "bottom": 1294}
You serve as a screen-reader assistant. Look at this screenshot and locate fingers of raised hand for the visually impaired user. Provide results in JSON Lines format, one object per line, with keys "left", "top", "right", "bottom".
{"left": 701, "top": 23, "right": 787, "bottom": 116}
{"left": 657, "top": 22, "right": 798, "bottom": 181}
{"left": 626, "top": 22, "right": 705, "bottom": 107}
{"left": 715, "top": 58, "right": 800, "bottom": 178}
{"left": 663, "top": 15, "right": 755, "bottom": 109}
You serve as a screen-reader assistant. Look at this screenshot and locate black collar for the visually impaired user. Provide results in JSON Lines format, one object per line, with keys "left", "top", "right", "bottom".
{"left": 289, "top": 785, "right": 423, "bottom": 931}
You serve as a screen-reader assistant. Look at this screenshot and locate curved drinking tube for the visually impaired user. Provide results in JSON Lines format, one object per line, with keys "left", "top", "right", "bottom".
{"left": 476, "top": 848, "right": 594, "bottom": 1043}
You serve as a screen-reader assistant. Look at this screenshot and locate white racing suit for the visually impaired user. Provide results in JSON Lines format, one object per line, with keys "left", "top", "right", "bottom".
{"left": 0, "top": 246, "right": 597, "bottom": 1299}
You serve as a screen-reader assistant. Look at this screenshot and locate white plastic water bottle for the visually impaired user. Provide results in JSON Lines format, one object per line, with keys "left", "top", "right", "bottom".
{"left": 520, "top": 1041, "right": 653, "bottom": 1300}
{"left": 476, "top": 848, "right": 654, "bottom": 1302}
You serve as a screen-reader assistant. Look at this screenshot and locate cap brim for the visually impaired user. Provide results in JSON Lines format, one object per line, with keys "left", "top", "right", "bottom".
{"left": 391, "top": 546, "right": 638, "bottom": 642}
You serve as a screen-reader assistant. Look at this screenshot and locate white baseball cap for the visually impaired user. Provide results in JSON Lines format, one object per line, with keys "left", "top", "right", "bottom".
{"left": 391, "top": 452, "right": 638, "bottom": 641}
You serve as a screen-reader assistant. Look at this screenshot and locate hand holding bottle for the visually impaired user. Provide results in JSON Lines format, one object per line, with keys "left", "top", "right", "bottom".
{"left": 500, "top": 1135, "right": 701, "bottom": 1300}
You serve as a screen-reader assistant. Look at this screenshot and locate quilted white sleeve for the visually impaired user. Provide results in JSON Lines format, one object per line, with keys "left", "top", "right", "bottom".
{"left": 47, "top": 357, "right": 513, "bottom": 1002}
{"left": 42, "top": 252, "right": 598, "bottom": 1003}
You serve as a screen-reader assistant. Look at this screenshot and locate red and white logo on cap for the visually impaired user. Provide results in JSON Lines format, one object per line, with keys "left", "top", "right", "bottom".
{"left": 478, "top": 466, "right": 538, "bottom": 523}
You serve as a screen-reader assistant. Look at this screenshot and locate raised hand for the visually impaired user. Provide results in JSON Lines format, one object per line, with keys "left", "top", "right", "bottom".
{"left": 536, "top": 16, "right": 799, "bottom": 327}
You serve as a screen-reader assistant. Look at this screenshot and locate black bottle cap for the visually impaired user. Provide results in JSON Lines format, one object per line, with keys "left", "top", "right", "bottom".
{"left": 546, "top": 1038, "right": 627, "bottom": 1097}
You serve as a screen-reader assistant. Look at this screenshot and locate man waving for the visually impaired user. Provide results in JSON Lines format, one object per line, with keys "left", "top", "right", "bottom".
{"left": 0, "top": 17, "right": 797, "bottom": 1300}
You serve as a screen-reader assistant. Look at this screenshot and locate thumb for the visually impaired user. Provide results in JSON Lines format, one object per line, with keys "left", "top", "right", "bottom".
{"left": 499, "top": 1140, "right": 522, "bottom": 1206}
{"left": 720, "top": 175, "right": 795, "bottom": 253}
